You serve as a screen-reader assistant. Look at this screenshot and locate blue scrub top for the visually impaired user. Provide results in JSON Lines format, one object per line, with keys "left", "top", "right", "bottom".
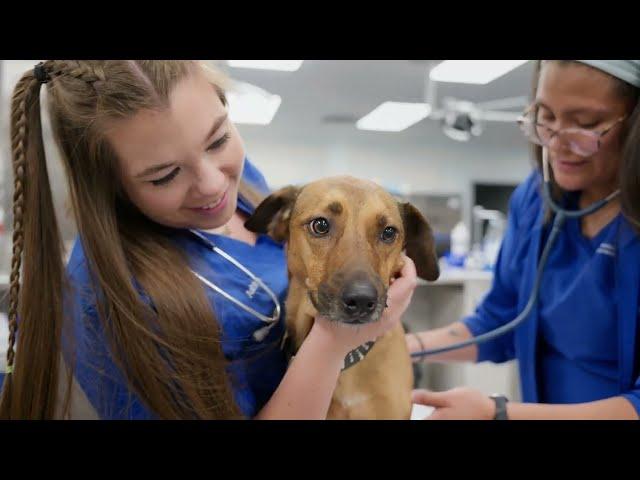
{"left": 464, "top": 170, "right": 640, "bottom": 415}
{"left": 63, "top": 157, "right": 288, "bottom": 419}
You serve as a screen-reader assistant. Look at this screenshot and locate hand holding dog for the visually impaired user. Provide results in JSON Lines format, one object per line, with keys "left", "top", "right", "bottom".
{"left": 312, "top": 253, "right": 418, "bottom": 356}
{"left": 411, "top": 387, "right": 495, "bottom": 420}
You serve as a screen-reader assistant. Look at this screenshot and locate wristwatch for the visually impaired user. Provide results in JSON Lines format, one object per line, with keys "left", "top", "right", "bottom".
{"left": 489, "top": 394, "right": 509, "bottom": 420}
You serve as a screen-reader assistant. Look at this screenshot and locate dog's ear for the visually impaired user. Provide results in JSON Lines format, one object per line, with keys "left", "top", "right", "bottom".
{"left": 399, "top": 202, "right": 440, "bottom": 282}
{"left": 245, "top": 186, "right": 300, "bottom": 242}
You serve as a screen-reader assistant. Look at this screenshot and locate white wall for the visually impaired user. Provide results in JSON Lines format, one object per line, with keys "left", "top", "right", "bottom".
{"left": 240, "top": 137, "right": 533, "bottom": 230}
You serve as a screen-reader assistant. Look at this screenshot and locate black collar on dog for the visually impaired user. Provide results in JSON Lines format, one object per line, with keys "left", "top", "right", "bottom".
{"left": 342, "top": 341, "right": 376, "bottom": 371}
{"left": 281, "top": 331, "right": 376, "bottom": 372}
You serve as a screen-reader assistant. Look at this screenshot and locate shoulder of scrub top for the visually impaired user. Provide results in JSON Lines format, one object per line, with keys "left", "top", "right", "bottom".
{"left": 66, "top": 239, "right": 93, "bottom": 298}
{"left": 241, "top": 156, "right": 271, "bottom": 194}
{"left": 241, "top": 156, "right": 269, "bottom": 190}
{"left": 236, "top": 156, "right": 273, "bottom": 217}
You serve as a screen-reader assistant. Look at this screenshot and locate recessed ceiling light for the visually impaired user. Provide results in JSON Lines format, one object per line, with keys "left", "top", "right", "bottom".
{"left": 429, "top": 60, "right": 529, "bottom": 85}
{"left": 356, "top": 102, "right": 432, "bottom": 132}
{"left": 226, "top": 82, "right": 282, "bottom": 125}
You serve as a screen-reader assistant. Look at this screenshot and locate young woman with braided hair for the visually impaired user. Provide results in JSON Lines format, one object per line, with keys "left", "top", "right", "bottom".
{"left": 0, "top": 60, "right": 418, "bottom": 419}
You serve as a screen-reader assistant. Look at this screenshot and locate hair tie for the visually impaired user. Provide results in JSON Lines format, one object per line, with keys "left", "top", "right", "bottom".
{"left": 33, "top": 62, "right": 50, "bottom": 84}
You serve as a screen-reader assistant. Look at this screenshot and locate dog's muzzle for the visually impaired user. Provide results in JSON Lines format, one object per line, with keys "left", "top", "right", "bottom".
{"left": 310, "top": 277, "right": 387, "bottom": 325}
{"left": 340, "top": 279, "right": 379, "bottom": 321}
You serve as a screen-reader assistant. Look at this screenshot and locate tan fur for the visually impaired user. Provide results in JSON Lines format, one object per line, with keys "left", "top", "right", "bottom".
{"left": 246, "top": 176, "right": 439, "bottom": 420}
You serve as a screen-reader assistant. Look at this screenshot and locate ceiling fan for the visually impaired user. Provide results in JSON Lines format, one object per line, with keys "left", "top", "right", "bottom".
{"left": 422, "top": 64, "right": 530, "bottom": 142}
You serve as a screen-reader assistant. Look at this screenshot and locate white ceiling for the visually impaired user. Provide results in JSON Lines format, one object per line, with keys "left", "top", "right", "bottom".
{"left": 216, "top": 60, "right": 536, "bottom": 151}
{"left": 1, "top": 60, "right": 536, "bottom": 151}
{"left": 0, "top": 60, "right": 536, "bottom": 242}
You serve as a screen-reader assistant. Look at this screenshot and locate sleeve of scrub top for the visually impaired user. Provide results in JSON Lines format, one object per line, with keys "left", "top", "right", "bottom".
{"left": 622, "top": 378, "right": 640, "bottom": 417}
{"left": 63, "top": 262, "right": 154, "bottom": 420}
{"left": 69, "top": 282, "right": 156, "bottom": 420}
{"left": 461, "top": 177, "right": 534, "bottom": 364}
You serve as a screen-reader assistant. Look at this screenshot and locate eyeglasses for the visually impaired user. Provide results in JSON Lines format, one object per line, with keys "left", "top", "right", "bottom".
{"left": 517, "top": 105, "right": 626, "bottom": 157}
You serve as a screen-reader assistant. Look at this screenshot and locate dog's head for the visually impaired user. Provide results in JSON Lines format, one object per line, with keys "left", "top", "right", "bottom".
{"left": 245, "top": 176, "right": 439, "bottom": 325}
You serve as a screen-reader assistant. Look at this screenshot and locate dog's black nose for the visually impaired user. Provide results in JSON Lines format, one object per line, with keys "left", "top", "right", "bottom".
{"left": 341, "top": 281, "right": 378, "bottom": 319}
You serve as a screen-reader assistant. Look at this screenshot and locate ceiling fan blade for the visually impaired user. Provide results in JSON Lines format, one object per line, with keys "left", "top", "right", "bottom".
{"left": 479, "top": 110, "right": 523, "bottom": 123}
{"left": 475, "top": 96, "right": 529, "bottom": 111}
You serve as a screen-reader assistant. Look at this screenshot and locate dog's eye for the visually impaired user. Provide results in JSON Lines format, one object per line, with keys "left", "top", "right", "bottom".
{"left": 381, "top": 226, "right": 398, "bottom": 243}
{"left": 310, "top": 217, "right": 331, "bottom": 236}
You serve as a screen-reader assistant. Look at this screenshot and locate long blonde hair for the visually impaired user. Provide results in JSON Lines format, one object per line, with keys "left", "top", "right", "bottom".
{"left": 0, "top": 60, "right": 257, "bottom": 419}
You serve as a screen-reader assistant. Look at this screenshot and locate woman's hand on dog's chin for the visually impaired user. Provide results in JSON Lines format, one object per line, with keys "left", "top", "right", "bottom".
{"left": 311, "top": 255, "right": 418, "bottom": 356}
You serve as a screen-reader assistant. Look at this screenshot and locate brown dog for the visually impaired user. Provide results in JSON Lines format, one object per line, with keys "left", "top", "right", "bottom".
{"left": 245, "top": 176, "right": 439, "bottom": 419}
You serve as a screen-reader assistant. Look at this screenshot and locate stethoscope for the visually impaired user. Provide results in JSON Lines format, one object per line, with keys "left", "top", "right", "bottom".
{"left": 188, "top": 229, "right": 282, "bottom": 342}
{"left": 411, "top": 148, "right": 621, "bottom": 359}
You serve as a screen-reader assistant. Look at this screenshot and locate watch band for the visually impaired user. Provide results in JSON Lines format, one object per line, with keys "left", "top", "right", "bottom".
{"left": 490, "top": 394, "right": 509, "bottom": 420}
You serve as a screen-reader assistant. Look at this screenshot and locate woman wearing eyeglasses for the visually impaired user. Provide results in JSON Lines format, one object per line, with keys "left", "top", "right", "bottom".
{"left": 408, "top": 60, "right": 640, "bottom": 420}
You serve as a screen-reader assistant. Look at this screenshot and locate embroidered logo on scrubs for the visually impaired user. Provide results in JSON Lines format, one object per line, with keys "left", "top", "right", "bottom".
{"left": 246, "top": 279, "right": 259, "bottom": 298}
{"left": 596, "top": 243, "right": 616, "bottom": 257}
